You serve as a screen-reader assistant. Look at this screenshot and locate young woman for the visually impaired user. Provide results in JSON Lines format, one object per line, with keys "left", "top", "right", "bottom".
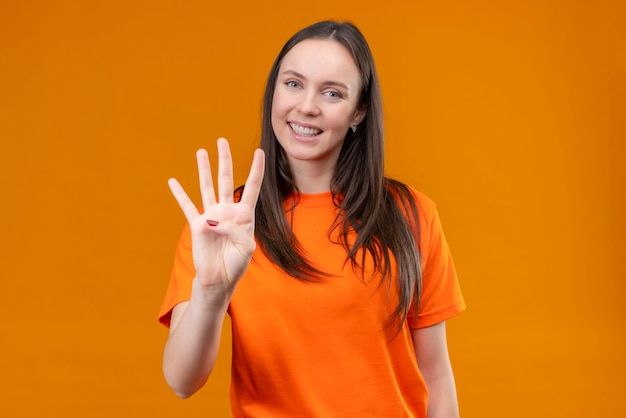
{"left": 159, "top": 20, "right": 465, "bottom": 417}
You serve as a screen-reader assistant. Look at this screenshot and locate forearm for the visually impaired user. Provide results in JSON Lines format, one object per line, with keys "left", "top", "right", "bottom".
{"left": 424, "top": 367, "right": 460, "bottom": 418}
{"left": 162, "top": 280, "right": 233, "bottom": 398}
{"left": 412, "top": 322, "right": 460, "bottom": 418}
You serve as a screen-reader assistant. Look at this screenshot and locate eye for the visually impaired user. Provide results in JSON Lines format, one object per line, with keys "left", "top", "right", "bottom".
{"left": 324, "top": 90, "right": 343, "bottom": 99}
{"left": 286, "top": 80, "right": 300, "bottom": 88}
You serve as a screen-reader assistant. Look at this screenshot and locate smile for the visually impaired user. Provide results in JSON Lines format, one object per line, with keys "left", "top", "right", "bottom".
{"left": 289, "top": 123, "right": 321, "bottom": 136}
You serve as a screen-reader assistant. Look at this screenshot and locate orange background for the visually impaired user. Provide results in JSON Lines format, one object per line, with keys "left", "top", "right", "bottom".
{"left": 1, "top": 1, "right": 624, "bottom": 417}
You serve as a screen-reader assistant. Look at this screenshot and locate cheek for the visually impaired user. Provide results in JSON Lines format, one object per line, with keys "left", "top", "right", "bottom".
{"left": 329, "top": 111, "right": 354, "bottom": 132}
{"left": 271, "top": 89, "right": 289, "bottom": 115}
{"left": 270, "top": 103, "right": 283, "bottom": 134}
{"left": 271, "top": 90, "right": 281, "bottom": 115}
{"left": 270, "top": 95, "right": 286, "bottom": 140}
{"left": 271, "top": 91, "right": 292, "bottom": 130}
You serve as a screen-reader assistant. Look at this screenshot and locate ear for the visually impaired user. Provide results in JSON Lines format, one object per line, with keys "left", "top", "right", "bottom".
{"left": 352, "top": 104, "right": 367, "bottom": 126}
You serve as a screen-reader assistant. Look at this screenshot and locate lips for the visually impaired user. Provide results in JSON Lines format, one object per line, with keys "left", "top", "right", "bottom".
{"left": 289, "top": 122, "right": 322, "bottom": 136}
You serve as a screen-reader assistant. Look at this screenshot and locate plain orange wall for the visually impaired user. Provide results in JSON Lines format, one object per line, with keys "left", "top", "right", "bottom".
{"left": 1, "top": 1, "right": 624, "bottom": 417}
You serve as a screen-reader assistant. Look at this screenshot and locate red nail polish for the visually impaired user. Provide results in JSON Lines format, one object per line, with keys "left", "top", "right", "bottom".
{"left": 206, "top": 220, "right": 219, "bottom": 227}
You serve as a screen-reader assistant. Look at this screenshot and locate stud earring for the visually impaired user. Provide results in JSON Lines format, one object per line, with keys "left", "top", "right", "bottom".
{"left": 351, "top": 123, "right": 358, "bottom": 133}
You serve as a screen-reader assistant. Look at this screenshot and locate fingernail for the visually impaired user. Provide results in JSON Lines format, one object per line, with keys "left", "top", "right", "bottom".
{"left": 206, "top": 220, "right": 219, "bottom": 227}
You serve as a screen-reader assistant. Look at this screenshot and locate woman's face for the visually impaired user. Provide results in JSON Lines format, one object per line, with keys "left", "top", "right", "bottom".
{"left": 271, "top": 39, "right": 365, "bottom": 175}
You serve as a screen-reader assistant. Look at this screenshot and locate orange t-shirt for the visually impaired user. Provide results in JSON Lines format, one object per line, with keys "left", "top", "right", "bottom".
{"left": 159, "top": 188, "right": 465, "bottom": 417}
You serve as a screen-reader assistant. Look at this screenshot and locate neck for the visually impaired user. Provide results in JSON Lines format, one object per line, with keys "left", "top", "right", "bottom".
{"left": 289, "top": 159, "right": 335, "bottom": 194}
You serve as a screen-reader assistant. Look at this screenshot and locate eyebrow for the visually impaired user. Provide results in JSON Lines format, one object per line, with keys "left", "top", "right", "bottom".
{"left": 281, "top": 69, "right": 350, "bottom": 91}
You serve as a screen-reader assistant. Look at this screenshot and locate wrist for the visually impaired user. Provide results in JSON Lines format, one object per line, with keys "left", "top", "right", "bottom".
{"left": 190, "top": 278, "right": 235, "bottom": 311}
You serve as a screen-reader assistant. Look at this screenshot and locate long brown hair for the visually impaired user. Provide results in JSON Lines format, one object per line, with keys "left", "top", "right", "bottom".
{"left": 252, "top": 20, "right": 422, "bottom": 331}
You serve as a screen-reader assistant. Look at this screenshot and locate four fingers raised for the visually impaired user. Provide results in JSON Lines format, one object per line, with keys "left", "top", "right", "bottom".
{"left": 168, "top": 138, "right": 265, "bottom": 220}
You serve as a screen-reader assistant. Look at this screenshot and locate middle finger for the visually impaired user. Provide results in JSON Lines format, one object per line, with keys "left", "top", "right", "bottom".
{"left": 216, "top": 138, "right": 234, "bottom": 204}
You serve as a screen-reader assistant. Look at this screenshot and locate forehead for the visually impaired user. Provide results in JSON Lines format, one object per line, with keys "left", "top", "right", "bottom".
{"left": 279, "top": 39, "right": 360, "bottom": 84}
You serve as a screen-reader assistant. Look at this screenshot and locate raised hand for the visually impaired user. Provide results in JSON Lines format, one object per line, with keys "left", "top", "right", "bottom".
{"left": 168, "top": 138, "right": 265, "bottom": 291}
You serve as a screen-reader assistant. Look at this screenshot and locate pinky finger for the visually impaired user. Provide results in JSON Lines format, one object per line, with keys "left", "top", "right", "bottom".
{"left": 168, "top": 178, "right": 199, "bottom": 221}
{"left": 239, "top": 149, "right": 265, "bottom": 208}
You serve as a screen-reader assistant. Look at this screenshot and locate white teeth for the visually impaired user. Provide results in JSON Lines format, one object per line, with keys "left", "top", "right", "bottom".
{"left": 290, "top": 123, "right": 321, "bottom": 136}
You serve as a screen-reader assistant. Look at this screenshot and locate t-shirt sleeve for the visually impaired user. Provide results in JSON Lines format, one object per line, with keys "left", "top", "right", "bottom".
{"left": 158, "top": 222, "right": 196, "bottom": 328}
{"left": 407, "top": 191, "right": 466, "bottom": 329}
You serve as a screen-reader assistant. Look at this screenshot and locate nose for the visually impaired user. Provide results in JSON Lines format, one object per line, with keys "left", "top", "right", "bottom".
{"left": 297, "top": 89, "right": 320, "bottom": 116}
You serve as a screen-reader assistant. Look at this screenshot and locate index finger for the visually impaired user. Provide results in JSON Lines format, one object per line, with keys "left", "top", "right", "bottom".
{"left": 168, "top": 177, "right": 199, "bottom": 222}
{"left": 239, "top": 149, "right": 265, "bottom": 208}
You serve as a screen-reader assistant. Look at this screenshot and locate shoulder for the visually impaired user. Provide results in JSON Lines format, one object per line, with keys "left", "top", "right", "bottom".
{"left": 385, "top": 179, "right": 438, "bottom": 223}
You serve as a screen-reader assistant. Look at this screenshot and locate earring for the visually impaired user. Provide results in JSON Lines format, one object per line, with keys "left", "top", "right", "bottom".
{"left": 351, "top": 123, "right": 358, "bottom": 133}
